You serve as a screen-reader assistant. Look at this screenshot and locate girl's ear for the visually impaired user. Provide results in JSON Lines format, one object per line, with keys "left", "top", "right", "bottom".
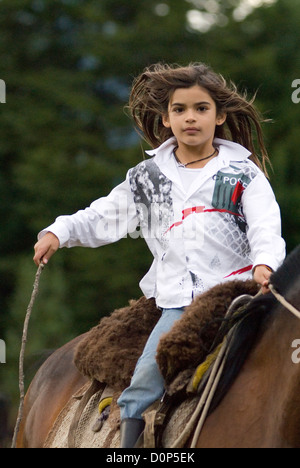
{"left": 216, "top": 113, "right": 227, "bottom": 126}
{"left": 162, "top": 114, "right": 171, "bottom": 128}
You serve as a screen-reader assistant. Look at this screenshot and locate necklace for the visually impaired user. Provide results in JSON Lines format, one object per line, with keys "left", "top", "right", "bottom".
{"left": 173, "top": 147, "right": 218, "bottom": 168}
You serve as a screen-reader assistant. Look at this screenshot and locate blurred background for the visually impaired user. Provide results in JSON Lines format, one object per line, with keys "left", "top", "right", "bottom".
{"left": 0, "top": 0, "right": 300, "bottom": 446}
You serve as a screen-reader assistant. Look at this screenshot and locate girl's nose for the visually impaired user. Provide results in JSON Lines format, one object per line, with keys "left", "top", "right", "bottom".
{"left": 185, "top": 111, "right": 196, "bottom": 122}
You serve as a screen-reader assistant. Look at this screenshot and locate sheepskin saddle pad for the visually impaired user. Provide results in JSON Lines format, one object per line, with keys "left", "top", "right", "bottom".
{"left": 74, "top": 280, "right": 259, "bottom": 393}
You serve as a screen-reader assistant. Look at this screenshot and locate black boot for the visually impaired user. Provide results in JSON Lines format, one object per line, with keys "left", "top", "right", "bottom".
{"left": 120, "top": 418, "right": 145, "bottom": 448}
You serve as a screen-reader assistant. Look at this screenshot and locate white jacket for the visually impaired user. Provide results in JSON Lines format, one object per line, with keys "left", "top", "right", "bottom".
{"left": 40, "top": 137, "right": 286, "bottom": 308}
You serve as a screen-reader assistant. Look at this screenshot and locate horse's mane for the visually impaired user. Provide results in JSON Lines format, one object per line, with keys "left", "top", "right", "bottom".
{"left": 207, "top": 294, "right": 274, "bottom": 414}
{"left": 208, "top": 245, "right": 300, "bottom": 415}
{"left": 271, "top": 245, "right": 300, "bottom": 297}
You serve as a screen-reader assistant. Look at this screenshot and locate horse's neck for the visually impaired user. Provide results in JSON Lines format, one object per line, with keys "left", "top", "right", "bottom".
{"left": 249, "top": 304, "right": 300, "bottom": 446}
{"left": 254, "top": 304, "right": 299, "bottom": 377}
{"left": 272, "top": 302, "right": 300, "bottom": 447}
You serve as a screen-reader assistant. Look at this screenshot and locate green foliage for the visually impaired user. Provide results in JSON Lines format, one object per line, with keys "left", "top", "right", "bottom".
{"left": 0, "top": 0, "right": 300, "bottom": 428}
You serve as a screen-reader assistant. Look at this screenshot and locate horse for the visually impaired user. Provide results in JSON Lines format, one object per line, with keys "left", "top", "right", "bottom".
{"left": 16, "top": 246, "right": 300, "bottom": 448}
{"left": 16, "top": 334, "right": 89, "bottom": 448}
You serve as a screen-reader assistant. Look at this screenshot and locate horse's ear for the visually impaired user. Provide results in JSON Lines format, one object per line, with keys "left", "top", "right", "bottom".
{"left": 270, "top": 245, "right": 300, "bottom": 296}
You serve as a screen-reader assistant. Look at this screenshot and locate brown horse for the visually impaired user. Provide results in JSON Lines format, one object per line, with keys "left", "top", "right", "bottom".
{"left": 16, "top": 334, "right": 89, "bottom": 448}
{"left": 16, "top": 246, "right": 300, "bottom": 448}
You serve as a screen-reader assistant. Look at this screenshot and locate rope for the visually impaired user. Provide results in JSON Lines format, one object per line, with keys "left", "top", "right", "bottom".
{"left": 269, "top": 284, "right": 300, "bottom": 320}
{"left": 170, "top": 335, "right": 229, "bottom": 449}
{"left": 11, "top": 262, "right": 45, "bottom": 449}
{"left": 189, "top": 294, "right": 257, "bottom": 394}
{"left": 190, "top": 340, "right": 229, "bottom": 448}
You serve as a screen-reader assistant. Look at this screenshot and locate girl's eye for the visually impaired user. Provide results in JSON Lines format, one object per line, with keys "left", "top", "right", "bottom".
{"left": 198, "top": 106, "right": 208, "bottom": 112}
{"left": 174, "top": 108, "right": 183, "bottom": 113}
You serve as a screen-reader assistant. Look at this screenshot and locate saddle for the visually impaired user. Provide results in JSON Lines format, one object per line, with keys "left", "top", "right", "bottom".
{"left": 74, "top": 280, "right": 259, "bottom": 393}
{"left": 46, "top": 280, "right": 259, "bottom": 448}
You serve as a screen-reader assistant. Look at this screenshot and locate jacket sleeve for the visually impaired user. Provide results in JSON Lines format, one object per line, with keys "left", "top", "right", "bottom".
{"left": 38, "top": 171, "right": 139, "bottom": 248}
{"left": 242, "top": 172, "right": 286, "bottom": 272}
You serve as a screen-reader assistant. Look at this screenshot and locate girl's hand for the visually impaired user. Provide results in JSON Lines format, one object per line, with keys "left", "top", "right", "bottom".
{"left": 33, "top": 232, "right": 60, "bottom": 266}
{"left": 253, "top": 264, "right": 272, "bottom": 294}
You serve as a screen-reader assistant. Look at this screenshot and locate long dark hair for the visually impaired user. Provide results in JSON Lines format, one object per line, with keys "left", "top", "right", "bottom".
{"left": 128, "top": 62, "right": 271, "bottom": 176}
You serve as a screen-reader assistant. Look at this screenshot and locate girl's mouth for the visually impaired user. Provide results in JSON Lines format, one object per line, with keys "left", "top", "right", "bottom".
{"left": 184, "top": 127, "right": 199, "bottom": 133}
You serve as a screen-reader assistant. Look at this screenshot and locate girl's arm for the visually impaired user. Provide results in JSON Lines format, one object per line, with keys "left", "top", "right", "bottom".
{"left": 33, "top": 174, "right": 138, "bottom": 265}
{"left": 242, "top": 172, "right": 286, "bottom": 285}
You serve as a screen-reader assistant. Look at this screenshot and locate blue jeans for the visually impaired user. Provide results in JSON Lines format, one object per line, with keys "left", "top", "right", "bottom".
{"left": 117, "top": 307, "right": 185, "bottom": 420}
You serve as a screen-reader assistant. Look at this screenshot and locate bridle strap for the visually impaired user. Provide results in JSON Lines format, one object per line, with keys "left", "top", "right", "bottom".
{"left": 269, "top": 283, "right": 300, "bottom": 320}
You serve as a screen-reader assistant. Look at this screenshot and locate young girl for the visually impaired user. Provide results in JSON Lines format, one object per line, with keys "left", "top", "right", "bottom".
{"left": 33, "top": 63, "right": 286, "bottom": 447}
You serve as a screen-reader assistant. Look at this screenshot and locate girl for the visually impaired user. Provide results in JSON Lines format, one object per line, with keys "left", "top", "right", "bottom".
{"left": 33, "top": 63, "right": 286, "bottom": 447}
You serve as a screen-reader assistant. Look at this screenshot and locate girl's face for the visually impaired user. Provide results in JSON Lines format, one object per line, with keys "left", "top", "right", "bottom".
{"left": 162, "top": 85, "right": 226, "bottom": 154}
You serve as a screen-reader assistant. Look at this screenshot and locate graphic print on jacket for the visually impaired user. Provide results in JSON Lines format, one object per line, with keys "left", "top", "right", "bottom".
{"left": 212, "top": 168, "right": 251, "bottom": 233}
{"left": 129, "top": 159, "right": 173, "bottom": 250}
{"left": 209, "top": 163, "right": 259, "bottom": 261}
